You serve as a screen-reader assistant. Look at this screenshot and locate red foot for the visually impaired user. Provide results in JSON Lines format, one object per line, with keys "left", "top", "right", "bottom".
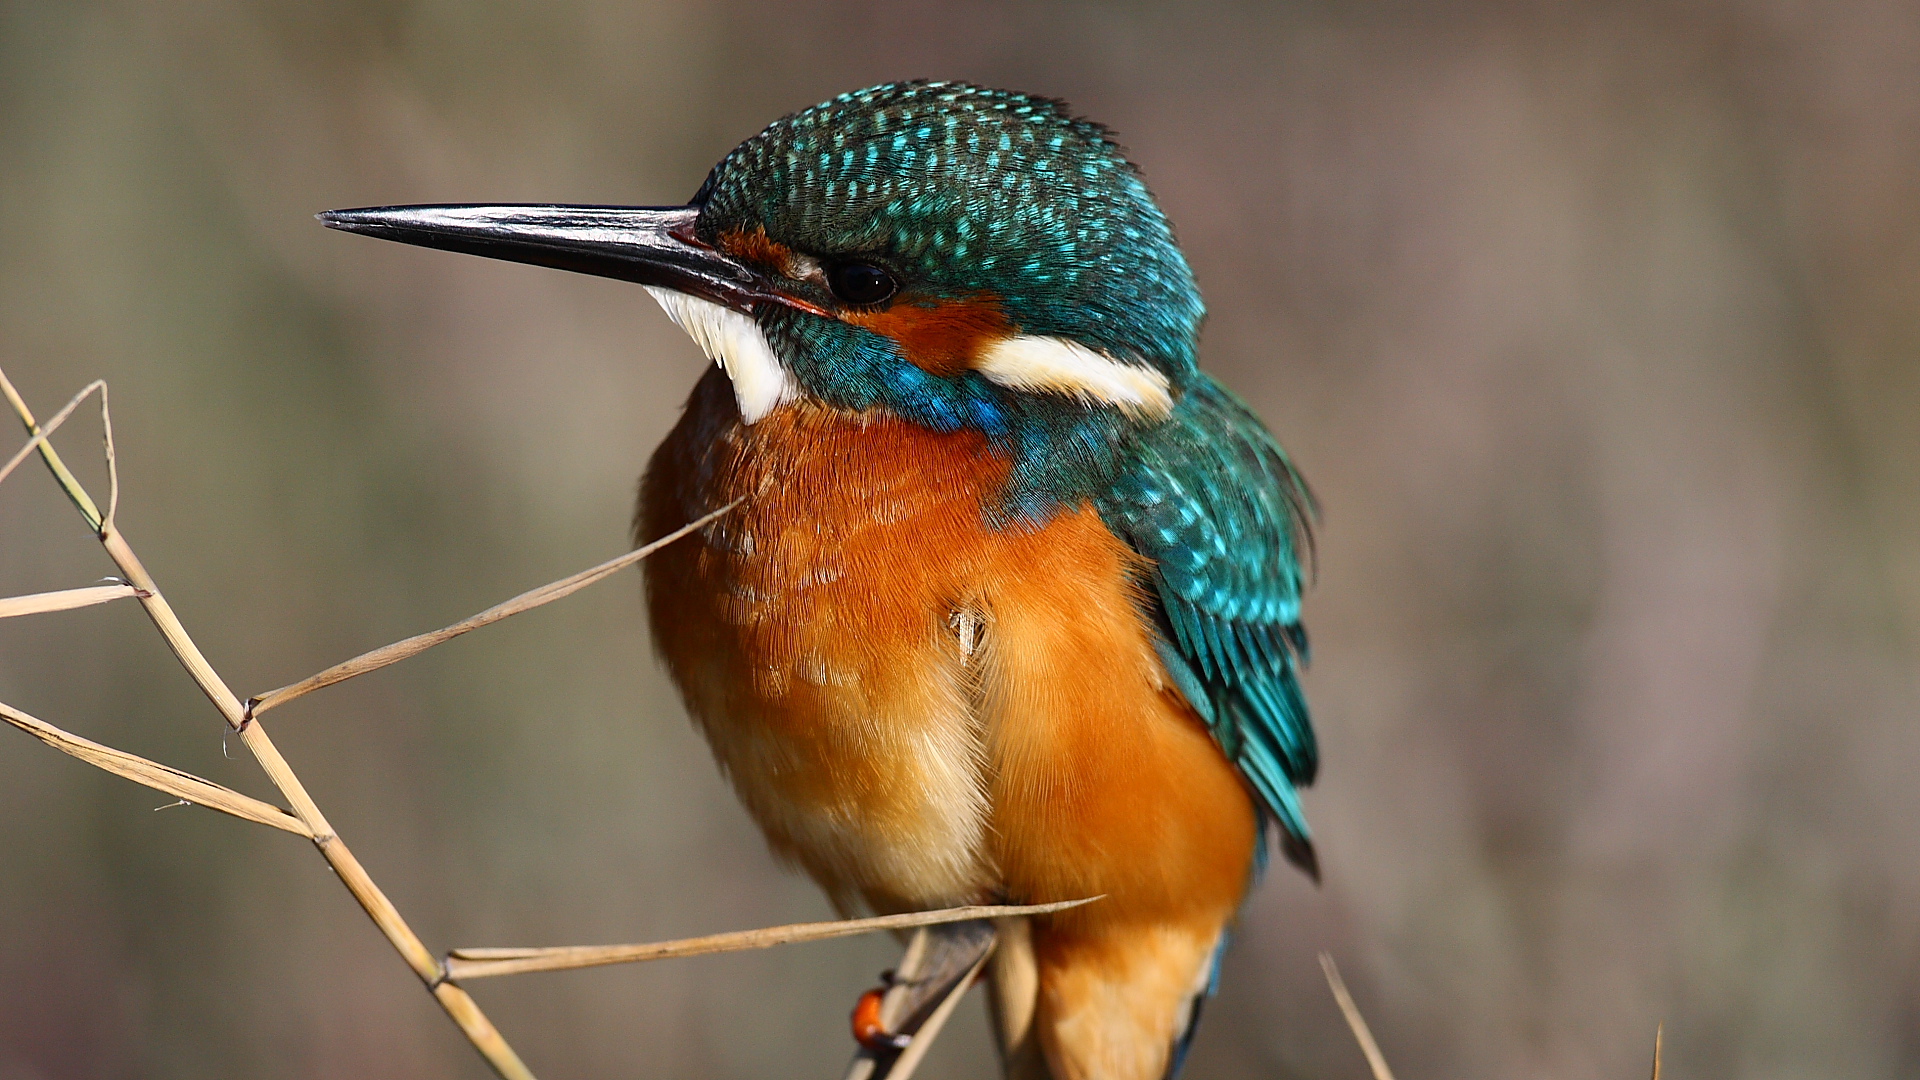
{"left": 851, "top": 988, "right": 911, "bottom": 1051}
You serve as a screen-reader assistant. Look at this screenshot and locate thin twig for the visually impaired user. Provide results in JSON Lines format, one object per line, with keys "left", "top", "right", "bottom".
{"left": 2, "top": 368, "right": 534, "bottom": 1080}
{"left": 0, "top": 583, "right": 140, "bottom": 619}
{"left": 1650, "top": 1022, "right": 1663, "bottom": 1080}
{"left": 108, "top": 524, "right": 535, "bottom": 1079}
{"left": 1320, "top": 952, "right": 1396, "bottom": 1080}
{"left": 247, "top": 500, "right": 741, "bottom": 719}
{"left": 98, "top": 380, "right": 117, "bottom": 530}
{"left": 446, "top": 898, "right": 1096, "bottom": 980}
{"left": 0, "top": 369, "right": 104, "bottom": 530}
{"left": 0, "top": 698, "right": 310, "bottom": 835}
{"left": 0, "top": 374, "right": 106, "bottom": 518}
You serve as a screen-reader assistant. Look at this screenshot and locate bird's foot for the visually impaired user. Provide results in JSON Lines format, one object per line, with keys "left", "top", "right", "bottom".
{"left": 851, "top": 986, "right": 912, "bottom": 1052}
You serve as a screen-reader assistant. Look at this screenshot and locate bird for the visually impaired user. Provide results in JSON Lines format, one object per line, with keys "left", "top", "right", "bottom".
{"left": 320, "top": 80, "right": 1318, "bottom": 1080}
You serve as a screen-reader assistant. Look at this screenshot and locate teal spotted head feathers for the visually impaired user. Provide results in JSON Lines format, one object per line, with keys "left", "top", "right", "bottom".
{"left": 689, "top": 81, "right": 1205, "bottom": 420}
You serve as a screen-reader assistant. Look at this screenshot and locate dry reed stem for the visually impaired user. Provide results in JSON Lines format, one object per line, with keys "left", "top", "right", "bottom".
{"left": 1320, "top": 952, "right": 1396, "bottom": 1080}
{"left": 446, "top": 898, "right": 1096, "bottom": 980}
{"left": 247, "top": 500, "right": 740, "bottom": 719}
{"left": 0, "top": 699, "right": 312, "bottom": 835}
{"left": 2, "top": 368, "right": 535, "bottom": 1080}
{"left": 0, "top": 372, "right": 101, "bottom": 527}
{"left": 0, "top": 379, "right": 98, "bottom": 489}
{"left": 0, "top": 583, "right": 141, "bottom": 618}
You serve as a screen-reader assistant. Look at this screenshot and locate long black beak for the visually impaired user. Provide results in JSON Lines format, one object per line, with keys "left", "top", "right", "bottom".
{"left": 317, "top": 204, "right": 801, "bottom": 315}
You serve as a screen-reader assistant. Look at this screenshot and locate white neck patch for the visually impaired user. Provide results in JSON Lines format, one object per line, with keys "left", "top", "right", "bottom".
{"left": 975, "top": 335, "right": 1174, "bottom": 419}
{"left": 645, "top": 287, "right": 796, "bottom": 424}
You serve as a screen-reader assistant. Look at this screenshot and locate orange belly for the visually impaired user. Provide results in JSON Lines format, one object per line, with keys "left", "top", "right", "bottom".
{"left": 638, "top": 370, "right": 1257, "bottom": 931}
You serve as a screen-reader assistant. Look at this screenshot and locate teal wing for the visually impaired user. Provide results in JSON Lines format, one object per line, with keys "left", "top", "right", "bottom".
{"left": 1096, "top": 374, "right": 1319, "bottom": 875}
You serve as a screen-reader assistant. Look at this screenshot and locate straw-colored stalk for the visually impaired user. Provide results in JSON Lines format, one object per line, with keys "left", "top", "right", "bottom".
{"left": 0, "top": 583, "right": 142, "bottom": 619}
{"left": 1318, "top": 951, "right": 1666, "bottom": 1080}
{"left": 1320, "top": 952, "right": 1396, "bottom": 1080}
{"left": 0, "top": 699, "right": 310, "bottom": 835}
{"left": 447, "top": 898, "right": 1093, "bottom": 981}
{"left": 0, "top": 366, "right": 1093, "bottom": 1080}
{"left": 246, "top": 502, "right": 740, "bottom": 718}
{"left": 3, "top": 368, "right": 534, "bottom": 1079}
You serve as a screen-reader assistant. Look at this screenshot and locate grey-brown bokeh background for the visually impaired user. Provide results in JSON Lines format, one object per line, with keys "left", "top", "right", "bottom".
{"left": 3, "top": 2, "right": 1917, "bottom": 1077}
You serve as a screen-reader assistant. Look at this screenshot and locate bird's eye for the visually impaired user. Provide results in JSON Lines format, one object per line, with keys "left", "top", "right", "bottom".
{"left": 825, "top": 261, "right": 897, "bottom": 306}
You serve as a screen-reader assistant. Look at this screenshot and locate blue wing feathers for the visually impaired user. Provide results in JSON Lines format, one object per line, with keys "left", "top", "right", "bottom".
{"left": 1096, "top": 374, "right": 1319, "bottom": 876}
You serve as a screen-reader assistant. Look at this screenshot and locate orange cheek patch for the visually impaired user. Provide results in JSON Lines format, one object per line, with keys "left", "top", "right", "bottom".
{"left": 842, "top": 296, "right": 1013, "bottom": 377}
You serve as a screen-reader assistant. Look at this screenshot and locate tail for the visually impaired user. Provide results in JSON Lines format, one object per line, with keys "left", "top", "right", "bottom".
{"left": 987, "top": 917, "right": 1227, "bottom": 1080}
{"left": 1164, "top": 931, "right": 1229, "bottom": 1080}
{"left": 986, "top": 917, "right": 1053, "bottom": 1079}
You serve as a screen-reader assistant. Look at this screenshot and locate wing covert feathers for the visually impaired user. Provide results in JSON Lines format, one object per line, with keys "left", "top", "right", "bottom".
{"left": 1097, "top": 374, "right": 1319, "bottom": 874}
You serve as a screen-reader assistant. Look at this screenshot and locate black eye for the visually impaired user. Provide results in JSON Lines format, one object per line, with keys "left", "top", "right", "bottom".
{"left": 825, "top": 261, "right": 897, "bottom": 305}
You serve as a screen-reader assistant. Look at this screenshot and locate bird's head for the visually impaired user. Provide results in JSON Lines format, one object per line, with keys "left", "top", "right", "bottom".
{"left": 323, "top": 82, "right": 1203, "bottom": 501}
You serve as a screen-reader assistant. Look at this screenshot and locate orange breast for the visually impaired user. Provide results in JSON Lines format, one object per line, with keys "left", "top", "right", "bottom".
{"left": 638, "top": 369, "right": 1256, "bottom": 928}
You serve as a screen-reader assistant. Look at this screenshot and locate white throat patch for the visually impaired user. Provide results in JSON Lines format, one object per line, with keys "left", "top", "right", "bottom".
{"left": 975, "top": 335, "right": 1174, "bottom": 419}
{"left": 645, "top": 287, "right": 796, "bottom": 424}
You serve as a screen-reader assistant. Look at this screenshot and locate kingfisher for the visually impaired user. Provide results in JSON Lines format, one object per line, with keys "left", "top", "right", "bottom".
{"left": 321, "top": 80, "right": 1317, "bottom": 1080}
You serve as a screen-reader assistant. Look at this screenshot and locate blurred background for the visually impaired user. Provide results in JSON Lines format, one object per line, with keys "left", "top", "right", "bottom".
{"left": 2, "top": 1, "right": 1917, "bottom": 1077}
